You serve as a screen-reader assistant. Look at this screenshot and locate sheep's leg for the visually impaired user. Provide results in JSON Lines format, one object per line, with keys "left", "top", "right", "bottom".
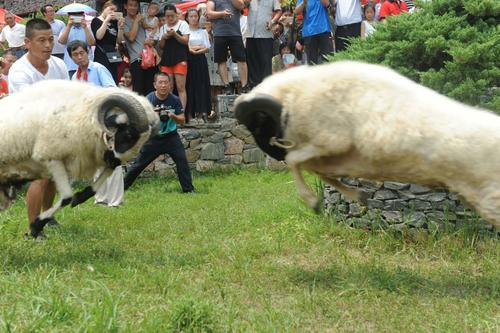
{"left": 30, "top": 161, "right": 73, "bottom": 238}
{"left": 71, "top": 168, "right": 113, "bottom": 207}
{"left": 320, "top": 176, "right": 371, "bottom": 205}
{"left": 286, "top": 147, "right": 324, "bottom": 212}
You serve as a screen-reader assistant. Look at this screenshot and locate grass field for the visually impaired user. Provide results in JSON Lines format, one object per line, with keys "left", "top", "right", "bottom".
{"left": 0, "top": 170, "right": 498, "bottom": 332}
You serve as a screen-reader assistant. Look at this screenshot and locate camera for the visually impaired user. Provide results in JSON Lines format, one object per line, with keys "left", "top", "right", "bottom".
{"left": 155, "top": 106, "right": 173, "bottom": 122}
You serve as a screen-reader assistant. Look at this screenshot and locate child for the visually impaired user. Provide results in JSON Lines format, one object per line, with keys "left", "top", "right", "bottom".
{"left": 119, "top": 68, "right": 133, "bottom": 90}
{"left": 143, "top": 2, "right": 160, "bottom": 39}
{"left": 361, "top": 4, "right": 377, "bottom": 39}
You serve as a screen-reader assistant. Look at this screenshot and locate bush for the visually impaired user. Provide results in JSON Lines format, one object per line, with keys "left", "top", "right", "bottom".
{"left": 332, "top": 0, "right": 500, "bottom": 112}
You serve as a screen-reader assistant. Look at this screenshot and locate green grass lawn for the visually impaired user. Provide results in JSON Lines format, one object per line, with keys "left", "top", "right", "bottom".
{"left": 0, "top": 170, "right": 498, "bottom": 332}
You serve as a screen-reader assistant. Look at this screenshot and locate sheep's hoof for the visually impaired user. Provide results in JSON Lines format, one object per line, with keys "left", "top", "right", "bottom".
{"left": 312, "top": 200, "right": 322, "bottom": 214}
{"left": 28, "top": 217, "right": 50, "bottom": 239}
{"left": 71, "top": 186, "right": 96, "bottom": 207}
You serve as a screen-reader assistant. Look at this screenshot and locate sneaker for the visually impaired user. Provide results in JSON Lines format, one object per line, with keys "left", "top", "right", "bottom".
{"left": 223, "top": 85, "right": 233, "bottom": 95}
{"left": 240, "top": 85, "right": 252, "bottom": 94}
{"left": 46, "top": 218, "right": 61, "bottom": 227}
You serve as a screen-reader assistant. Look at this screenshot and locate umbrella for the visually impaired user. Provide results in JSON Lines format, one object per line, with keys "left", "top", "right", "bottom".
{"left": 0, "top": 8, "right": 23, "bottom": 25}
{"left": 56, "top": 2, "right": 97, "bottom": 15}
{"left": 175, "top": 0, "right": 207, "bottom": 14}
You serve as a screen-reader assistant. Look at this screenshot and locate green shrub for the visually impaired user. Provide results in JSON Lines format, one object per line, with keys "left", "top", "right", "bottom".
{"left": 332, "top": 0, "right": 500, "bottom": 112}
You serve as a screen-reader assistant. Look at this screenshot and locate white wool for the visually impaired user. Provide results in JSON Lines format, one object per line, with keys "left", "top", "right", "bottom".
{"left": 239, "top": 61, "right": 500, "bottom": 229}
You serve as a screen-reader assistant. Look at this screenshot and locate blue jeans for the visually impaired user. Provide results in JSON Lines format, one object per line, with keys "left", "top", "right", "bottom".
{"left": 124, "top": 131, "right": 194, "bottom": 192}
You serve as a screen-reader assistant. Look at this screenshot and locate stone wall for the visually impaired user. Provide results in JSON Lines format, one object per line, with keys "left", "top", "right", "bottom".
{"left": 324, "top": 179, "right": 495, "bottom": 232}
{"left": 143, "top": 95, "right": 286, "bottom": 175}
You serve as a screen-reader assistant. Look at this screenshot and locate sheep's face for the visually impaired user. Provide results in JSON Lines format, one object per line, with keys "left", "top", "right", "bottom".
{"left": 0, "top": 185, "right": 15, "bottom": 211}
{"left": 98, "top": 92, "right": 159, "bottom": 166}
{"left": 234, "top": 93, "right": 287, "bottom": 161}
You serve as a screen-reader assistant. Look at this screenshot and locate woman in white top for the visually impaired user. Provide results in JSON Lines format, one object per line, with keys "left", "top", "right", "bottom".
{"left": 185, "top": 8, "right": 212, "bottom": 123}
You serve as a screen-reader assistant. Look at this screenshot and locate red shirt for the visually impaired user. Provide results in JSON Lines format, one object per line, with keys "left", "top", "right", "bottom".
{"left": 0, "top": 79, "right": 7, "bottom": 95}
{"left": 379, "top": 1, "right": 408, "bottom": 20}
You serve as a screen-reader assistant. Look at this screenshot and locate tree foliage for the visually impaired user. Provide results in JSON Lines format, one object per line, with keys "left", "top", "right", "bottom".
{"left": 332, "top": 0, "right": 500, "bottom": 111}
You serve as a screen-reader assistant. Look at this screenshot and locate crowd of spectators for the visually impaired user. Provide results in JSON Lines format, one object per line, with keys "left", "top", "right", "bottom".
{"left": 0, "top": 0, "right": 417, "bottom": 106}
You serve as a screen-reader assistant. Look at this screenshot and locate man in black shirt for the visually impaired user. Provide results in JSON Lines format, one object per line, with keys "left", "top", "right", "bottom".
{"left": 124, "top": 72, "right": 195, "bottom": 192}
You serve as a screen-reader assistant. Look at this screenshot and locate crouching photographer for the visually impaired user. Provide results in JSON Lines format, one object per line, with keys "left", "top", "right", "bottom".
{"left": 123, "top": 72, "right": 195, "bottom": 193}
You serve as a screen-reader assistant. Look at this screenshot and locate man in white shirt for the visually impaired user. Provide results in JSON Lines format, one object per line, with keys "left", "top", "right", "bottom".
{"left": 41, "top": 4, "right": 67, "bottom": 59}
{"left": 0, "top": 11, "right": 26, "bottom": 59}
{"left": 8, "top": 18, "right": 68, "bottom": 233}
{"left": 334, "top": 0, "right": 362, "bottom": 52}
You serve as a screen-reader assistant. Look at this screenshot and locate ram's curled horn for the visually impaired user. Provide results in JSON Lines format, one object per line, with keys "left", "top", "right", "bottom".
{"left": 97, "top": 93, "right": 150, "bottom": 134}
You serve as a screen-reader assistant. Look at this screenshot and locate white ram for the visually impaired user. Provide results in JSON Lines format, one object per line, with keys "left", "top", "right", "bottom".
{"left": 234, "top": 61, "right": 500, "bottom": 230}
{"left": 0, "top": 80, "right": 159, "bottom": 237}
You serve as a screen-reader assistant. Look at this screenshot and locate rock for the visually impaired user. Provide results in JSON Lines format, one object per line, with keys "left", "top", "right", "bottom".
{"left": 224, "top": 137, "right": 244, "bottom": 155}
{"left": 382, "top": 211, "right": 403, "bottom": 223}
{"left": 220, "top": 118, "right": 238, "bottom": 131}
{"left": 243, "top": 148, "right": 266, "bottom": 163}
{"left": 203, "top": 132, "right": 225, "bottom": 144}
{"left": 340, "top": 178, "right": 359, "bottom": 186}
{"left": 200, "top": 143, "right": 225, "bottom": 160}
{"left": 409, "top": 200, "right": 432, "bottom": 211}
{"left": 409, "top": 184, "right": 431, "bottom": 194}
{"left": 266, "top": 157, "right": 287, "bottom": 171}
{"left": 448, "top": 192, "right": 460, "bottom": 201}
{"left": 190, "top": 138, "right": 202, "bottom": 149}
{"left": 384, "top": 199, "right": 408, "bottom": 210}
{"left": 185, "top": 149, "right": 201, "bottom": 163}
{"left": 181, "top": 129, "right": 200, "bottom": 140}
{"left": 232, "top": 125, "right": 251, "bottom": 139}
{"left": 359, "top": 179, "right": 383, "bottom": 190}
{"left": 196, "top": 160, "right": 214, "bottom": 172}
{"left": 435, "top": 200, "right": 456, "bottom": 211}
{"left": 373, "top": 190, "right": 398, "bottom": 200}
{"left": 383, "top": 181, "right": 409, "bottom": 190}
{"left": 367, "top": 199, "right": 384, "bottom": 209}
{"left": 199, "top": 129, "right": 215, "bottom": 137}
{"left": 398, "top": 190, "right": 416, "bottom": 200}
{"left": 349, "top": 203, "right": 365, "bottom": 217}
{"left": 244, "top": 135, "right": 256, "bottom": 144}
{"left": 421, "top": 192, "right": 447, "bottom": 202}
{"left": 407, "top": 212, "right": 426, "bottom": 228}
{"left": 225, "top": 155, "right": 243, "bottom": 165}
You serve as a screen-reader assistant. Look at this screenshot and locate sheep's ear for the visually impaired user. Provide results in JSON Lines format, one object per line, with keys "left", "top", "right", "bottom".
{"left": 234, "top": 94, "right": 287, "bottom": 161}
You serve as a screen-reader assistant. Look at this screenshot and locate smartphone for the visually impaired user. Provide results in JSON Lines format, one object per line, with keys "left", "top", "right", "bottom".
{"left": 114, "top": 12, "right": 123, "bottom": 20}
{"left": 71, "top": 15, "right": 83, "bottom": 23}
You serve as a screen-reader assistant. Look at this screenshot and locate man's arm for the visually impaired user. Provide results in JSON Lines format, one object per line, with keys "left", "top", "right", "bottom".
{"left": 82, "top": 20, "right": 96, "bottom": 46}
{"left": 206, "top": 1, "right": 232, "bottom": 20}
{"left": 58, "top": 18, "right": 74, "bottom": 44}
{"left": 124, "top": 15, "right": 143, "bottom": 42}
{"left": 231, "top": 0, "right": 245, "bottom": 11}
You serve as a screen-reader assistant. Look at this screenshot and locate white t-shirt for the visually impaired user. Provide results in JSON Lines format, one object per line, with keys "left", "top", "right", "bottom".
{"left": 8, "top": 54, "right": 69, "bottom": 93}
{"left": 335, "top": 0, "right": 362, "bottom": 26}
{"left": 49, "top": 19, "right": 67, "bottom": 55}
{"left": 156, "top": 20, "right": 190, "bottom": 40}
{"left": 0, "top": 23, "right": 26, "bottom": 48}
{"left": 188, "top": 28, "right": 211, "bottom": 48}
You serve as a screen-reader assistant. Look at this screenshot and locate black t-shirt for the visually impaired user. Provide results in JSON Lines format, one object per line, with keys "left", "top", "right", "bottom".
{"left": 91, "top": 18, "right": 119, "bottom": 53}
{"left": 159, "top": 22, "right": 189, "bottom": 66}
{"left": 146, "top": 91, "right": 183, "bottom": 135}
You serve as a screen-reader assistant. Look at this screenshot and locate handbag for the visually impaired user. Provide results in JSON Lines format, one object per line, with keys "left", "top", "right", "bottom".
{"left": 96, "top": 44, "right": 123, "bottom": 64}
{"left": 105, "top": 51, "right": 123, "bottom": 63}
{"left": 140, "top": 45, "right": 156, "bottom": 69}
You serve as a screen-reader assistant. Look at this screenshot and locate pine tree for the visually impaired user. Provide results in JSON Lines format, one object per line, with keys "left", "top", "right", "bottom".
{"left": 332, "top": 0, "right": 500, "bottom": 111}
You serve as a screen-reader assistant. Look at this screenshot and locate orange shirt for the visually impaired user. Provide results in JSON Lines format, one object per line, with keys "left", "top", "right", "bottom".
{"left": 379, "top": 1, "right": 408, "bottom": 20}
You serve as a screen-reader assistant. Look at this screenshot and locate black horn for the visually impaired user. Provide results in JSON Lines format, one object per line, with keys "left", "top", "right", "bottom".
{"left": 234, "top": 94, "right": 287, "bottom": 161}
{"left": 97, "top": 93, "right": 149, "bottom": 134}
